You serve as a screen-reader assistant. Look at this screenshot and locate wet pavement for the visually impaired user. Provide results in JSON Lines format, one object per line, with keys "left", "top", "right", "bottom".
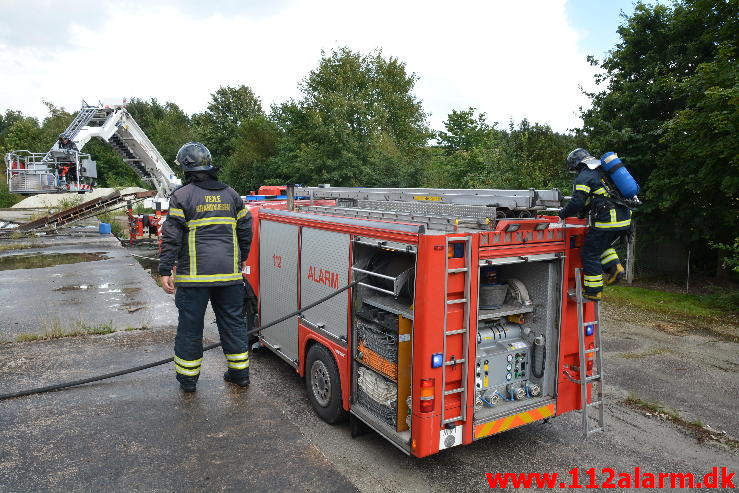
{"left": 0, "top": 233, "right": 177, "bottom": 340}
{"left": 0, "top": 230, "right": 736, "bottom": 492}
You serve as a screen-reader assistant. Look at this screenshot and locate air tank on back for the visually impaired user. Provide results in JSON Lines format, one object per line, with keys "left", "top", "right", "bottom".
{"left": 600, "top": 152, "right": 640, "bottom": 200}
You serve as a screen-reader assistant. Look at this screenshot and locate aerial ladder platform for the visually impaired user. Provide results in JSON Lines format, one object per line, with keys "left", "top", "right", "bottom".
{"left": 5, "top": 100, "right": 181, "bottom": 205}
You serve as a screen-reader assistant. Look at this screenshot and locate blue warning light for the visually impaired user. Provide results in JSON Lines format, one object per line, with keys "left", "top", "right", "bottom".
{"left": 585, "top": 325, "right": 595, "bottom": 336}
{"left": 432, "top": 353, "right": 443, "bottom": 368}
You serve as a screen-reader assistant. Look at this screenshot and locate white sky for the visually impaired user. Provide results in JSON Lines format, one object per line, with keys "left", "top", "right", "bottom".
{"left": 0, "top": 0, "right": 598, "bottom": 133}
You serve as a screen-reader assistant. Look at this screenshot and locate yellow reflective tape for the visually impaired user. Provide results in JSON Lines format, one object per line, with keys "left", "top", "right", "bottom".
{"left": 225, "top": 352, "right": 249, "bottom": 361}
{"left": 176, "top": 274, "right": 243, "bottom": 283}
{"left": 174, "top": 356, "right": 202, "bottom": 368}
{"left": 584, "top": 280, "right": 604, "bottom": 287}
{"left": 595, "top": 219, "right": 632, "bottom": 229}
{"left": 175, "top": 364, "right": 200, "bottom": 376}
{"left": 610, "top": 209, "right": 617, "bottom": 223}
{"left": 187, "top": 217, "right": 236, "bottom": 227}
{"left": 169, "top": 208, "right": 185, "bottom": 217}
{"left": 188, "top": 226, "right": 197, "bottom": 277}
{"left": 594, "top": 187, "right": 607, "bottom": 195}
{"left": 601, "top": 253, "right": 619, "bottom": 264}
{"left": 575, "top": 184, "right": 591, "bottom": 193}
{"left": 601, "top": 248, "right": 617, "bottom": 258}
{"left": 232, "top": 224, "right": 238, "bottom": 274}
{"left": 228, "top": 361, "right": 249, "bottom": 369}
{"left": 604, "top": 153, "right": 618, "bottom": 164}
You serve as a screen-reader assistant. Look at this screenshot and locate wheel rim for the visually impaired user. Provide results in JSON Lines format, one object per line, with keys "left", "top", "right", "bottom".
{"left": 310, "top": 360, "right": 331, "bottom": 407}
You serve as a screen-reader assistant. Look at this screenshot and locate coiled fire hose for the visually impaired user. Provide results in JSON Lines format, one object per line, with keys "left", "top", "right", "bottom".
{"left": 0, "top": 281, "right": 358, "bottom": 401}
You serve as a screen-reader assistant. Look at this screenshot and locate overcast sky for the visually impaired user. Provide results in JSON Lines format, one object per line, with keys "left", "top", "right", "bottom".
{"left": 0, "top": 0, "right": 637, "bottom": 133}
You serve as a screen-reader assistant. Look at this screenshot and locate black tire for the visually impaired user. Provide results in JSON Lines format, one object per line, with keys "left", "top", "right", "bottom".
{"left": 305, "top": 343, "right": 347, "bottom": 424}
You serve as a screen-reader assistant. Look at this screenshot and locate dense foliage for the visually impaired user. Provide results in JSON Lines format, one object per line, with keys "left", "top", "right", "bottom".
{"left": 1, "top": 3, "right": 737, "bottom": 274}
{"left": 580, "top": 0, "right": 738, "bottom": 272}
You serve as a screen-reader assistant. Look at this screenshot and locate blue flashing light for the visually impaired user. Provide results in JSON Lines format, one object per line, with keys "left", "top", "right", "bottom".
{"left": 431, "top": 353, "right": 443, "bottom": 368}
{"left": 585, "top": 325, "right": 595, "bottom": 336}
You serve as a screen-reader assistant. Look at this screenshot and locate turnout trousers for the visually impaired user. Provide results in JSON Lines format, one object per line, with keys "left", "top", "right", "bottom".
{"left": 173, "top": 284, "right": 249, "bottom": 384}
{"left": 581, "top": 228, "right": 625, "bottom": 295}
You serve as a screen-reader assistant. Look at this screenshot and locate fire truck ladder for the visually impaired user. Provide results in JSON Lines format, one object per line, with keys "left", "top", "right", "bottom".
{"left": 572, "top": 267, "right": 605, "bottom": 437}
{"left": 441, "top": 235, "right": 472, "bottom": 426}
{"left": 41, "top": 105, "right": 99, "bottom": 161}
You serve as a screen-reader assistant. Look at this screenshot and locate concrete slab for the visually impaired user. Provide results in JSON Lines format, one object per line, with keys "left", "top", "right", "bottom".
{"left": 0, "top": 233, "right": 177, "bottom": 340}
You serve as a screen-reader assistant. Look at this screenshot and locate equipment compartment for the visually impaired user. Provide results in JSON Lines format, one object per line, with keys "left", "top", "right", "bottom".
{"left": 350, "top": 241, "right": 415, "bottom": 447}
{"left": 473, "top": 258, "right": 562, "bottom": 424}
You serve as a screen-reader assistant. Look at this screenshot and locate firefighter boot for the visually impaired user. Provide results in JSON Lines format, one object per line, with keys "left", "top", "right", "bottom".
{"left": 223, "top": 369, "right": 250, "bottom": 387}
{"left": 604, "top": 264, "right": 625, "bottom": 286}
{"left": 178, "top": 376, "right": 197, "bottom": 393}
{"left": 583, "top": 291, "right": 603, "bottom": 302}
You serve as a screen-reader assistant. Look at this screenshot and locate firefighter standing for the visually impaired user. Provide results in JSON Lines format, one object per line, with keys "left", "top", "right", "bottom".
{"left": 159, "top": 142, "right": 253, "bottom": 392}
{"left": 559, "top": 148, "right": 631, "bottom": 301}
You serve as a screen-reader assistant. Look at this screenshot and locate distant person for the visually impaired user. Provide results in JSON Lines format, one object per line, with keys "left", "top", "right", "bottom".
{"left": 57, "top": 134, "right": 78, "bottom": 152}
{"left": 158, "top": 142, "right": 253, "bottom": 393}
{"left": 558, "top": 148, "right": 632, "bottom": 301}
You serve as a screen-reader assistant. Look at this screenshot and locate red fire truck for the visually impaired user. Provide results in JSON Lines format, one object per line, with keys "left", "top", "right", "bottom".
{"left": 243, "top": 187, "right": 604, "bottom": 458}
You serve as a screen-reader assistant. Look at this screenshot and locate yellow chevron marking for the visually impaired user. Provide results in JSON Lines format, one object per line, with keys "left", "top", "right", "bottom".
{"left": 474, "top": 403, "right": 556, "bottom": 439}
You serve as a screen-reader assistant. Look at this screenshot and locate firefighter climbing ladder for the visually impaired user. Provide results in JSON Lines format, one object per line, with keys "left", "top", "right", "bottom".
{"left": 573, "top": 267, "right": 605, "bottom": 437}
{"left": 441, "top": 235, "right": 472, "bottom": 426}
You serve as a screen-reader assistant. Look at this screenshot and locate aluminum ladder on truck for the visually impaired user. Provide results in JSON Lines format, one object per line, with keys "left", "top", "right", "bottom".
{"left": 41, "top": 106, "right": 98, "bottom": 162}
{"left": 572, "top": 267, "right": 605, "bottom": 437}
{"left": 440, "top": 235, "right": 472, "bottom": 427}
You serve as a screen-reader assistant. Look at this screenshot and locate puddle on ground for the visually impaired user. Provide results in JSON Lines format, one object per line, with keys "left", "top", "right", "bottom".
{"left": 131, "top": 249, "right": 163, "bottom": 286}
{"left": 0, "top": 252, "right": 110, "bottom": 271}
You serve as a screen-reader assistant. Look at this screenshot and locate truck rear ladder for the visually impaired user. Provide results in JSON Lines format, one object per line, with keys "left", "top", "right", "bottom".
{"left": 572, "top": 267, "right": 605, "bottom": 437}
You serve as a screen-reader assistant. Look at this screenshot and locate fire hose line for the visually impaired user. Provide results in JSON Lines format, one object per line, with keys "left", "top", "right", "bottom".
{"left": 0, "top": 280, "right": 359, "bottom": 401}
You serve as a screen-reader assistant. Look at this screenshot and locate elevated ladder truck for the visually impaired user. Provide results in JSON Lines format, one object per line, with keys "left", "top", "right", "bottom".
{"left": 5, "top": 100, "right": 181, "bottom": 238}
{"left": 5, "top": 100, "right": 181, "bottom": 208}
{"left": 243, "top": 186, "right": 605, "bottom": 458}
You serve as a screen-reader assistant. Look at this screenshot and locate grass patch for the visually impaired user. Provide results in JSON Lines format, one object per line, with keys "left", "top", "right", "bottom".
{"left": 0, "top": 242, "right": 36, "bottom": 252}
{"left": 608, "top": 285, "right": 738, "bottom": 319}
{"left": 607, "top": 285, "right": 739, "bottom": 342}
{"left": 15, "top": 320, "right": 115, "bottom": 342}
{"left": 624, "top": 396, "right": 738, "bottom": 449}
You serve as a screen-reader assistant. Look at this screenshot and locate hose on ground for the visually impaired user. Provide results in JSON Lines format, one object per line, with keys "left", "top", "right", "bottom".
{"left": 0, "top": 280, "right": 358, "bottom": 401}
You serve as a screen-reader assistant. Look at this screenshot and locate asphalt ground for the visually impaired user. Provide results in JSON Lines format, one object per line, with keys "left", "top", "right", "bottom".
{"left": 0, "top": 232, "right": 737, "bottom": 492}
{"left": 0, "top": 233, "right": 177, "bottom": 339}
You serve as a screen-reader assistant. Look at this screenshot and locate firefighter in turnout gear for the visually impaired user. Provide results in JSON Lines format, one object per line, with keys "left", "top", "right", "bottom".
{"left": 559, "top": 148, "right": 631, "bottom": 301}
{"left": 159, "top": 142, "right": 253, "bottom": 392}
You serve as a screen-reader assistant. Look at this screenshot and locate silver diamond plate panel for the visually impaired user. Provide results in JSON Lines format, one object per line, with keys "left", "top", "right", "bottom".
{"left": 300, "top": 227, "right": 350, "bottom": 341}
{"left": 259, "top": 220, "right": 299, "bottom": 361}
{"left": 357, "top": 200, "right": 496, "bottom": 219}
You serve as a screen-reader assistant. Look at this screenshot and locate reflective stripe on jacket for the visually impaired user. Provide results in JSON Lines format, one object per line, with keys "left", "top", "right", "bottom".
{"left": 559, "top": 168, "right": 631, "bottom": 230}
{"left": 159, "top": 181, "right": 252, "bottom": 287}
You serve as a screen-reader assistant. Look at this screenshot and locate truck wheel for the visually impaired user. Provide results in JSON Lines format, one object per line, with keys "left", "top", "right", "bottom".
{"left": 305, "top": 343, "right": 347, "bottom": 424}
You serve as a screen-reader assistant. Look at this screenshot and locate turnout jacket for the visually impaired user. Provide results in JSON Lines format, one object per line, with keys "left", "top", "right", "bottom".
{"left": 559, "top": 168, "right": 632, "bottom": 230}
{"left": 159, "top": 180, "right": 252, "bottom": 286}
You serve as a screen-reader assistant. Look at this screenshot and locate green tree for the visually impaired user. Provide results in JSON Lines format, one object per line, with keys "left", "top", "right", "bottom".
{"left": 269, "top": 48, "right": 431, "bottom": 187}
{"left": 580, "top": 0, "right": 738, "bottom": 271}
{"left": 127, "top": 98, "right": 194, "bottom": 179}
{"left": 221, "top": 116, "right": 280, "bottom": 194}
{"left": 192, "top": 86, "right": 264, "bottom": 162}
{"left": 432, "top": 108, "right": 575, "bottom": 192}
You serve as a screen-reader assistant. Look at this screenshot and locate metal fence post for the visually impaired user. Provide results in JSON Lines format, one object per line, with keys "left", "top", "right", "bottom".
{"left": 626, "top": 221, "right": 636, "bottom": 284}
